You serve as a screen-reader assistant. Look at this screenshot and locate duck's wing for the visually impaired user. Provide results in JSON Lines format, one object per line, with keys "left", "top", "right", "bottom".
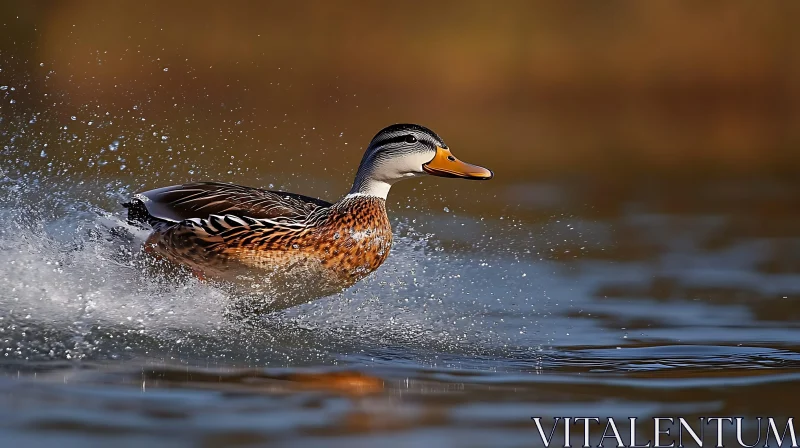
{"left": 124, "top": 181, "right": 332, "bottom": 226}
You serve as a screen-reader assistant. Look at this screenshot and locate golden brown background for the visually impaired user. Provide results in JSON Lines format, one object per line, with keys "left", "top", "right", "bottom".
{"left": 4, "top": 1, "right": 799, "bottom": 185}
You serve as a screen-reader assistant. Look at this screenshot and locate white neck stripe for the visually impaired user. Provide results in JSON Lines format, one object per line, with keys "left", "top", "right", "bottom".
{"left": 345, "top": 192, "right": 382, "bottom": 199}
{"left": 348, "top": 178, "right": 392, "bottom": 200}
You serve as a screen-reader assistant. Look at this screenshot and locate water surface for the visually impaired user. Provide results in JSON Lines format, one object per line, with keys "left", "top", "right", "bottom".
{"left": 1, "top": 151, "right": 799, "bottom": 445}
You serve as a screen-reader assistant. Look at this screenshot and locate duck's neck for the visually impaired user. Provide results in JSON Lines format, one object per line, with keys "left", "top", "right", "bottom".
{"left": 347, "top": 159, "right": 393, "bottom": 200}
{"left": 346, "top": 178, "right": 391, "bottom": 200}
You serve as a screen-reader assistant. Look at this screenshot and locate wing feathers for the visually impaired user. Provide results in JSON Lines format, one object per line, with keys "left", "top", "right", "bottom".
{"left": 125, "top": 181, "right": 332, "bottom": 224}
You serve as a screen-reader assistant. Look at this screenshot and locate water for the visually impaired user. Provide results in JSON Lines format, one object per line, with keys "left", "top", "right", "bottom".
{"left": 1, "top": 152, "right": 799, "bottom": 445}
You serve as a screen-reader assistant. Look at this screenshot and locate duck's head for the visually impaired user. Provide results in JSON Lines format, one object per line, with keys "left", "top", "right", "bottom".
{"left": 349, "top": 124, "right": 493, "bottom": 199}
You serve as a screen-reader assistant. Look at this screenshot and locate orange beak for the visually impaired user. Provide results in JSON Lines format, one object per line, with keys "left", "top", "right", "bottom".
{"left": 422, "top": 146, "right": 494, "bottom": 180}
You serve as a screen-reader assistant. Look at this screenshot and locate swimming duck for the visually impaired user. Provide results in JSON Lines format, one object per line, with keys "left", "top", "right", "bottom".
{"left": 125, "top": 123, "right": 493, "bottom": 310}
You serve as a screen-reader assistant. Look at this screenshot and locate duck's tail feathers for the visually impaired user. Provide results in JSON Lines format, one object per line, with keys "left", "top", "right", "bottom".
{"left": 122, "top": 199, "right": 173, "bottom": 231}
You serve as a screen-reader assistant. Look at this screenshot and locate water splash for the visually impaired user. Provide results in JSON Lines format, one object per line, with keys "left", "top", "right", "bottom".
{"left": 0, "top": 165, "right": 556, "bottom": 367}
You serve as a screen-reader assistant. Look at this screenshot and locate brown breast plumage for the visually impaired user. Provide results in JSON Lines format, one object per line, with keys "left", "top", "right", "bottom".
{"left": 311, "top": 196, "right": 393, "bottom": 283}
{"left": 221, "top": 196, "right": 392, "bottom": 284}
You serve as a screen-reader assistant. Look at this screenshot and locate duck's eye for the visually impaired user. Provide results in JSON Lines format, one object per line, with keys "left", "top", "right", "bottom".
{"left": 404, "top": 135, "right": 417, "bottom": 144}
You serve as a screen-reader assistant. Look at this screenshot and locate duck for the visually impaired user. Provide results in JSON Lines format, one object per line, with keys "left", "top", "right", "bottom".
{"left": 124, "top": 123, "right": 493, "bottom": 311}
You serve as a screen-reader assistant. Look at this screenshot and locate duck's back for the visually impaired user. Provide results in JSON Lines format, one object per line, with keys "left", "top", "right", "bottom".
{"left": 125, "top": 182, "right": 331, "bottom": 227}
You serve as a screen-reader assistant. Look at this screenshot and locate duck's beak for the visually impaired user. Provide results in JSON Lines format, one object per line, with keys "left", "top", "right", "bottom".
{"left": 422, "top": 146, "right": 494, "bottom": 180}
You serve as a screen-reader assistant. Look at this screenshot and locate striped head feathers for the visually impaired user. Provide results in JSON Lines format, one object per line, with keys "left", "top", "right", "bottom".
{"left": 349, "top": 123, "right": 493, "bottom": 199}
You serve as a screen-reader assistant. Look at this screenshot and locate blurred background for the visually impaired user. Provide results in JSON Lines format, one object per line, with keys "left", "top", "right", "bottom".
{"left": 3, "top": 0, "right": 799, "bottom": 257}
{"left": 4, "top": 1, "right": 799, "bottom": 183}
{"left": 2, "top": 2, "right": 800, "bottom": 445}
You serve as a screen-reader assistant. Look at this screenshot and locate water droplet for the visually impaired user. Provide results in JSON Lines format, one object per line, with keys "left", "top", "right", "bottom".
{"left": 109, "top": 140, "right": 119, "bottom": 151}
{"left": 163, "top": 67, "right": 169, "bottom": 72}
{"left": 70, "top": 116, "right": 76, "bottom": 121}
{"left": 119, "top": 164, "right": 127, "bottom": 170}
{"left": 443, "top": 207, "right": 450, "bottom": 213}
{"left": 161, "top": 135, "right": 168, "bottom": 141}
{"left": 40, "top": 150, "right": 46, "bottom": 158}
{"left": 0, "top": 86, "right": 7, "bottom": 91}
{"left": 39, "top": 62, "right": 44, "bottom": 67}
